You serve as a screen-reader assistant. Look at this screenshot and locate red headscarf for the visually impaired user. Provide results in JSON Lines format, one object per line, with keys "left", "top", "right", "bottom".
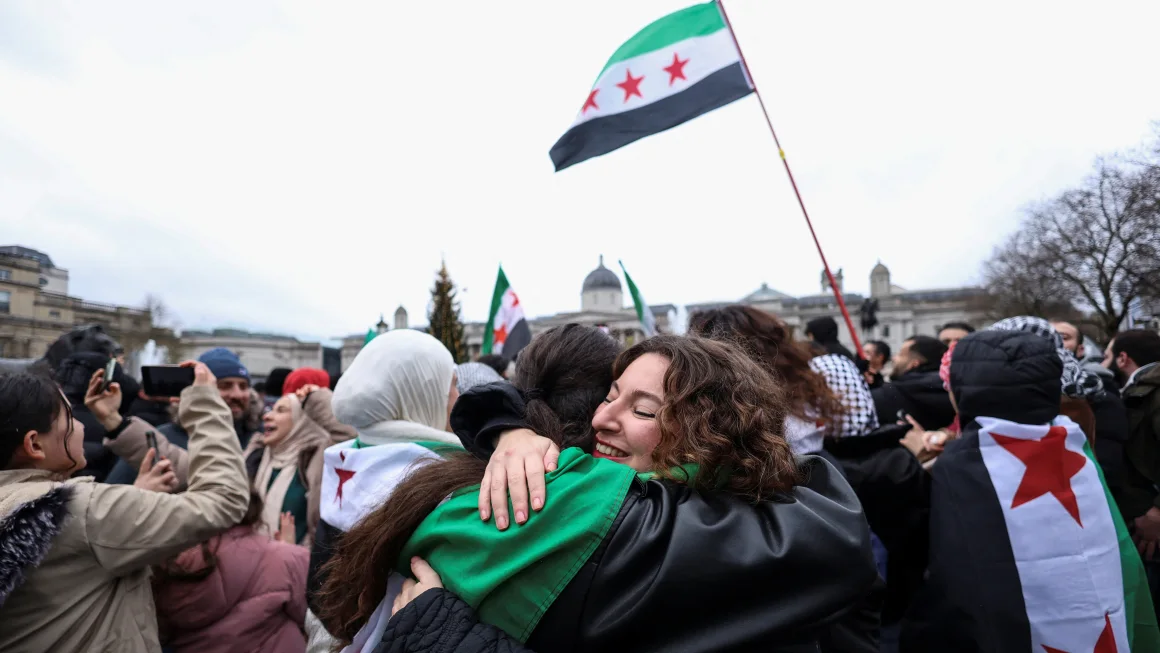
{"left": 283, "top": 367, "right": 330, "bottom": 396}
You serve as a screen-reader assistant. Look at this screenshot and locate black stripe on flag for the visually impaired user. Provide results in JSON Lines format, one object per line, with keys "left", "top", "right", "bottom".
{"left": 900, "top": 428, "right": 1031, "bottom": 651}
{"left": 503, "top": 319, "right": 532, "bottom": 361}
{"left": 550, "top": 62, "right": 752, "bottom": 172}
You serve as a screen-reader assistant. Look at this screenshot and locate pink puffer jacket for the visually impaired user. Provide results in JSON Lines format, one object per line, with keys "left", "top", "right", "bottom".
{"left": 154, "top": 525, "right": 309, "bottom": 653}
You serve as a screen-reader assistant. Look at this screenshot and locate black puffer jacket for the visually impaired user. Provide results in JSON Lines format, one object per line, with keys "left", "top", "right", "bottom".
{"left": 900, "top": 330, "right": 1062, "bottom": 652}
{"left": 825, "top": 424, "right": 928, "bottom": 624}
{"left": 872, "top": 368, "right": 956, "bottom": 431}
{"left": 377, "top": 384, "right": 881, "bottom": 653}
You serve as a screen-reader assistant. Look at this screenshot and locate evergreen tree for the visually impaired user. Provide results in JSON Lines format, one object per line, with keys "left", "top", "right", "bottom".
{"left": 428, "top": 260, "right": 467, "bottom": 363}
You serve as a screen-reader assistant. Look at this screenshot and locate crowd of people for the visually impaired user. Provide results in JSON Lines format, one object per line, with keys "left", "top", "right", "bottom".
{"left": 1, "top": 309, "right": 1160, "bottom": 652}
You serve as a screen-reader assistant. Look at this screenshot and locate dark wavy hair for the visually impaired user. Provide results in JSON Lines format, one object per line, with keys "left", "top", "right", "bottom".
{"left": 688, "top": 305, "right": 844, "bottom": 424}
{"left": 318, "top": 325, "right": 619, "bottom": 645}
{"left": 617, "top": 335, "right": 801, "bottom": 502}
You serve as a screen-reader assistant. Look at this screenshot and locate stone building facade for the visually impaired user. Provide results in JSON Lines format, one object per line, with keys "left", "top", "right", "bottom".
{"left": 337, "top": 257, "right": 987, "bottom": 370}
{"left": 0, "top": 246, "right": 153, "bottom": 360}
{"left": 455, "top": 257, "right": 988, "bottom": 360}
{"left": 182, "top": 329, "right": 324, "bottom": 381}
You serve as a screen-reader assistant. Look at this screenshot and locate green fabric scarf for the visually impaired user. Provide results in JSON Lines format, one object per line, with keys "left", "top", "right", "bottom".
{"left": 400, "top": 447, "right": 636, "bottom": 641}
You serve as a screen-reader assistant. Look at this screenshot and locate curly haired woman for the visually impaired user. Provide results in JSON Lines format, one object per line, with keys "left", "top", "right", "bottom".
{"left": 320, "top": 333, "right": 877, "bottom": 653}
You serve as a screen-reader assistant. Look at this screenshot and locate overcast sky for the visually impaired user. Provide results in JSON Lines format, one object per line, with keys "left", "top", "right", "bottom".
{"left": 4, "top": 0, "right": 1159, "bottom": 342}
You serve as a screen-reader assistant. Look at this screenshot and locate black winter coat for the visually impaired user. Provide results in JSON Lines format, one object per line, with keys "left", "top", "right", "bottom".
{"left": 375, "top": 384, "right": 881, "bottom": 653}
{"left": 871, "top": 368, "right": 956, "bottom": 431}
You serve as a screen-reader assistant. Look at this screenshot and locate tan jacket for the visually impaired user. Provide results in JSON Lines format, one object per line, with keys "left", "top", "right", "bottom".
{"left": 0, "top": 385, "right": 250, "bottom": 653}
{"left": 108, "top": 388, "right": 355, "bottom": 547}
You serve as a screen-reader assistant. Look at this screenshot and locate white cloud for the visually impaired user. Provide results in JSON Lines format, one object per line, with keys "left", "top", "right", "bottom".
{"left": 3, "top": 0, "right": 1159, "bottom": 341}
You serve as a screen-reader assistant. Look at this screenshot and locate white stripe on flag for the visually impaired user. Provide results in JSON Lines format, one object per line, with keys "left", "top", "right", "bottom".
{"left": 320, "top": 440, "right": 442, "bottom": 532}
{"left": 572, "top": 29, "right": 740, "bottom": 126}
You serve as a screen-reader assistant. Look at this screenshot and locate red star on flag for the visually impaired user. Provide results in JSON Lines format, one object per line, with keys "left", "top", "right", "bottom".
{"left": 493, "top": 322, "right": 508, "bottom": 347}
{"left": 616, "top": 68, "right": 644, "bottom": 101}
{"left": 663, "top": 52, "right": 689, "bottom": 85}
{"left": 992, "top": 425, "right": 1088, "bottom": 527}
{"left": 334, "top": 450, "right": 356, "bottom": 508}
{"left": 582, "top": 89, "right": 599, "bottom": 114}
{"left": 1042, "top": 613, "right": 1118, "bottom": 653}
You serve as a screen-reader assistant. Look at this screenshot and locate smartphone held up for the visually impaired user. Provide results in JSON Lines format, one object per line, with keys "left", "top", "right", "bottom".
{"left": 141, "top": 365, "right": 195, "bottom": 398}
{"left": 98, "top": 357, "right": 117, "bottom": 394}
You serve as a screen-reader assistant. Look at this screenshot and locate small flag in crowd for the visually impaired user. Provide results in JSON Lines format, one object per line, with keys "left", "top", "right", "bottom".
{"left": 549, "top": 1, "right": 754, "bottom": 171}
{"left": 619, "top": 260, "right": 656, "bottom": 337}
{"left": 482, "top": 265, "right": 532, "bottom": 358}
{"left": 919, "top": 417, "right": 1160, "bottom": 652}
{"left": 363, "top": 328, "right": 377, "bottom": 346}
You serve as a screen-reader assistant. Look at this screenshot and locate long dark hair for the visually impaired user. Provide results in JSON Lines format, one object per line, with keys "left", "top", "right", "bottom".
{"left": 0, "top": 372, "right": 76, "bottom": 471}
{"left": 688, "top": 305, "right": 844, "bottom": 423}
{"left": 616, "top": 335, "right": 802, "bottom": 502}
{"left": 154, "top": 488, "right": 265, "bottom": 582}
{"left": 318, "top": 325, "right": 619, "bottom": 644}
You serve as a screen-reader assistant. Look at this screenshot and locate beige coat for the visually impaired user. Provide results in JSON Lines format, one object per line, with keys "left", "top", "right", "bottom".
{"left": 0, "top": 385, "right": 250, "bottom": 653}
{"left": 107, "top": 388, "right": 355, "bottom": 547}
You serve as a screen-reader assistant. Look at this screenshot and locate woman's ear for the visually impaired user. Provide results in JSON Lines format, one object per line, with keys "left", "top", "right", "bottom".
{"left": 8, "top": 430, "right": 48, "bottom": 467}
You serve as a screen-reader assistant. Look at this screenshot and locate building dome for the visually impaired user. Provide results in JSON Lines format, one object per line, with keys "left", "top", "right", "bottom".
{"left": 582, "top": 255, "right": 622, "bottom": 292}
{"left": 871, "top": 261, "right": 890, "bottom": 276}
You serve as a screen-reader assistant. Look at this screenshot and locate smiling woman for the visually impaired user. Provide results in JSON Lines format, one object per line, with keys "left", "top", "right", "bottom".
{"left": 320, "top": 331, "right": 876, "bottom": 653}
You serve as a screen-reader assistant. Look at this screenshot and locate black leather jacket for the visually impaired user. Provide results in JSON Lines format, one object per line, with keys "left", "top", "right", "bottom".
{"left": 376, "top": 385, "right": 880, "bottom": 653}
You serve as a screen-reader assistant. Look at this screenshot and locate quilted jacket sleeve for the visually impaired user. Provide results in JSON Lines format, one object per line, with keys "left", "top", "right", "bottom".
{"left": 377, "top": 588, "right": 534, "bottom": 653}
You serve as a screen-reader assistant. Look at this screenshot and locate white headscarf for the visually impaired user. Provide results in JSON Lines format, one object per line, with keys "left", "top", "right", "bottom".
{"left": 331, "top": 330, "right": 459, "bottom": 446}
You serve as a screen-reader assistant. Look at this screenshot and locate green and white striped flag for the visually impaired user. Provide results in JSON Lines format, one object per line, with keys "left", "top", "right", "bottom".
{"left": 550, "top": 1, "right": 753, "bottom": 171}
{"left": 619, "top": 260, "right": 656, "bottom": 337}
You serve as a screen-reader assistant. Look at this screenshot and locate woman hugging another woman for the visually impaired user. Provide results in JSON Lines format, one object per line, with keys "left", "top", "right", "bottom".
{"left": 320, "top": 326, "right": 877, "bottom": 653}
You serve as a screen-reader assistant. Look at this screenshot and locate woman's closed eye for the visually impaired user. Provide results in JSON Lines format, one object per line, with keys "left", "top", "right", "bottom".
{"left": 633, "top": 408, "right": 656, "bottom": 419}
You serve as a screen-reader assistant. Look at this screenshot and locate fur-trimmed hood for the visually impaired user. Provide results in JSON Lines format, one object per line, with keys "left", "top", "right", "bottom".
{"left": 0, "top": 471, "right": 82, "bottom": 607}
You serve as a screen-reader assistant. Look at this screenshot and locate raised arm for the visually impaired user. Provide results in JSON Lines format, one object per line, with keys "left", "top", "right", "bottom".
{"left": 83, "top": 363, "right": 250, "bottom": 575}
{"left": 302, "top": 387, "right": 357, "bottom": 444}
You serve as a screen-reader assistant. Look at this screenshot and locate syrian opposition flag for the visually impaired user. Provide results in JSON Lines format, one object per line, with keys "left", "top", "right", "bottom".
{"left": 549, "top": 1, "right": 753, "bottom": 172}
{"left": 910, "top": 416, "right": 1160, "bottom": 652}
{"left": 482, "top": 265, "right": 532, "bottom": 358}
{"left": 619, "top": 260, "right": 656, "bottom": 337}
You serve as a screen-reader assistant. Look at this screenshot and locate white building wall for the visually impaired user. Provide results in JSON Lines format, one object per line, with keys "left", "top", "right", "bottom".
{"left": 184, "top": 337, "right": 323, "bottom": 379}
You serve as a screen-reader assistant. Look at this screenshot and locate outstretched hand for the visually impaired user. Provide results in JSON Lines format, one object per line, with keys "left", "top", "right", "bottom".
{"left": 479, "top": 428, "right": 559, "bottom": 530}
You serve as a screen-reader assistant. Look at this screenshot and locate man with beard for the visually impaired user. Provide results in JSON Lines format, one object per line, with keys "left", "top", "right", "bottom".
{"left": 872, "top": 335, "right": 955, "bottom": 431}
{"left": 1105, "top": 330, "right": 1160, "bottom": 566}
{"left": 104, "top": 347, "right": 260, "bottom": 485}
{"left": 1053, "top": 320, "right": 1118, "bottom": 389}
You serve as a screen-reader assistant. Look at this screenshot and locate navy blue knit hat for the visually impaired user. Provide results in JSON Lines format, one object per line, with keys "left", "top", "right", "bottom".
{"left": 198, "top": 347, "right": 250, "bottom": 382}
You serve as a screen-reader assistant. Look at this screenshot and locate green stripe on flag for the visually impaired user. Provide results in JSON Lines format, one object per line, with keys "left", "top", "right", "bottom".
{"left": 619, "top": 260, "right": 656, "bottom": 336}
{"left": 1084, "top": 442, "right": 1160, "bottom": 652}
{"left": 482, "top": 265, "right": 511, "bottom": 355}
{"left": 599, "top": 2, "right": 725, "bottom": 76}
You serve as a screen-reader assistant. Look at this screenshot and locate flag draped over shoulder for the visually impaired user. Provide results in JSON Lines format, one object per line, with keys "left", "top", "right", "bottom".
{"left": 550, "top": 1, "right": 753, "bottom": 171}
{"left": 618, "top": 260, "right": 656, "bottom": 337}
{"left": 904, "top": 416, "right": 1160, "bottom": 652}
{"left": 482, "top": 265, "right": 531, "bottom": 358}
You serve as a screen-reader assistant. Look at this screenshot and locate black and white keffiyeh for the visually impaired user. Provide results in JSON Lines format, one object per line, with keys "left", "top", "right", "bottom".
{"left": 989, "top": 316, "right": 1104, "bottom": 398}
{"left": 808, "top": 353, "right": 880, "bottom": 438}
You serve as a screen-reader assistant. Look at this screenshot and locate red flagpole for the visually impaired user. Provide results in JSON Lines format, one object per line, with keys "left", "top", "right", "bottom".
{"left": 716, "top": 0, "right": 865, "bottom": 358}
